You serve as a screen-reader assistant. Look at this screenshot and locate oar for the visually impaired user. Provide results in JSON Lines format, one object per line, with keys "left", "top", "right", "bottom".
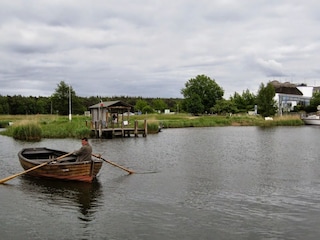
{"left": 92, "top": 153, "right": 134, "bottom": 174}
{"left": 0, "top": 152, "right": 74, "bottom": 184}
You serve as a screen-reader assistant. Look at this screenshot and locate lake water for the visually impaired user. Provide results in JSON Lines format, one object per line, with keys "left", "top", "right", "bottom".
{"left": 1, "top": 126, "right": 320, "bottom": 240}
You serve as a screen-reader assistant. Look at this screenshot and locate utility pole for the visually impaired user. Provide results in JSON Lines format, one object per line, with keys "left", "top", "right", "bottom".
{"left": 69, "top": 84, "right": 72, "bottom": 121}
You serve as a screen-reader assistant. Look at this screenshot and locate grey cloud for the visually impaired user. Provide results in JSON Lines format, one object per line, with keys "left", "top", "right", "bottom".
{"left": 1, "top": 0, "right": 320, "bottom": 98}
{"left": 254, "top": 58, "right": 285, "bottom": 77}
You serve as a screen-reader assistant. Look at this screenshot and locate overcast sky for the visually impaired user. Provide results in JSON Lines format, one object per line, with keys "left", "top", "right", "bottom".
{"left": 1, "top": 0, "right": 320, "bottom": 99}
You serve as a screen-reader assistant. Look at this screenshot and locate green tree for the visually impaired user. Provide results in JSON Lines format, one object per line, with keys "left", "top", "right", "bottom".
{"left": 142, "top": 105, "right": 154, "bottom": 114}
{"left": 181, "top": 74, "right": 224, "bottom": 114}
{"left": 0, "top": 95, "right": 9, "bottom": 114}
{"left": 256, "top": 82, "right": 277, "bottom": 117}
{"left": 134, "top": 99, "right": 149, "bottom": 113}
{"left": 151, "top": 98, "right": 167, "bottom": 113}
{"left": 36, "top": 97, "right": 51, "bottom": 114}
{"left": 4, "top": 95, "right": 50, "bottom": 114}
{"left": 83, "top": 96, "right": 103, "bottom": 110}
{"left": 307, "top": 92, "right": 320, "bottom": 112}
{"left": 7, "top": 95, "right": 27, "bottom": 114}
{"left": 230, "top": 89, "right": 256, "bottom": 113}
{"left": 72, "top": 96, "right": 87, "bottom": 114}
{"left": 181, "top": 93, "right": 204, "bottom": 115}
{"left": 211, "top": 99, "right": 238, "bottom": 114}
{"left": 51, "top": 81, "right": 75, "bottom": 115}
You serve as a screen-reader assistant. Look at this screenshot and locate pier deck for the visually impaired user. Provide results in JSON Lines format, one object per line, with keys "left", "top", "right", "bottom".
{"left": 91, "top": 120, "right": 147, "bottom": 138}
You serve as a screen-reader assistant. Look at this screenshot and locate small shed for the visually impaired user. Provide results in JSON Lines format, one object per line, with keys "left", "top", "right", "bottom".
{"left": 89, "top": 101, "right": 133, "bottom": 128}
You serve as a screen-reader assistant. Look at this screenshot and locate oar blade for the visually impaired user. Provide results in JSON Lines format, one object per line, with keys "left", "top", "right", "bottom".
{"left": 92, "top": 154, "right": 134, "bottom": 174}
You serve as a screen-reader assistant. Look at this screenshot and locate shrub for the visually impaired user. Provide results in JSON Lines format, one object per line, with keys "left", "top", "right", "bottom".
{"left": 13, "top": 123, "right": 42, "bottom": 141}
{"left": 0, "top": 121, "right": 10, "bottom": 128}
{"left": 147, "top": 123, "right": 160, "bottom": 133}
{"left": 75, "top": 127, "right": 91, "bottom": 138}
{"left": 142, "top": 105, "right": 154, "bottom": 114}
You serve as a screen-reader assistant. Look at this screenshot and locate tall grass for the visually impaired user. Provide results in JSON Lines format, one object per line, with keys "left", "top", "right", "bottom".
{"left": 147, "top": 122, "right": 160, "bottom": 133}
{"left": 256, "top": 115, "right": 303, "bottom": 127}
{"left": 0, "top": 115, "right": 92, "bottom": 139}
{"left": 39, "top": 116, "right": 92, "bottom": 138}
{"left": 133, "top": 113, "right": 303, "bottom": 128}
{"left": 12, "top": 123, "right": 42, "bottom": 141}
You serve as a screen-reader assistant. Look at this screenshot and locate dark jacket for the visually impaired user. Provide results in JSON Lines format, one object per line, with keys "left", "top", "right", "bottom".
{"left": 74, "top": 144, "right": 92, "bottom": 162}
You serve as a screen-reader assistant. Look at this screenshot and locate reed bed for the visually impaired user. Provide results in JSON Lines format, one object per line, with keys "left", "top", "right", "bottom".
{"left": 12, "top": 122, "right": 42, "bottom": 141}
{"left": 0, "top": 115, "right": 92, "bottom": 140}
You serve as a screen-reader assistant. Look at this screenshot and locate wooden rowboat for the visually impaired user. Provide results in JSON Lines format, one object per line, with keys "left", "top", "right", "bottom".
{"left": 18, "top": 147, "right": 103, "bottom": 183}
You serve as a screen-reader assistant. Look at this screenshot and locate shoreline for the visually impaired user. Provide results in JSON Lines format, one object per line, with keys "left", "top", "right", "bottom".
{"left": 0, "top": 114, "right": 304, "bottom": 139}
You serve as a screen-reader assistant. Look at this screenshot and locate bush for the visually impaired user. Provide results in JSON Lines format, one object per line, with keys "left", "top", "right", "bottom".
{"left": 75, "top": 127, "right": 91, "bottom": 138}
{"left": 142, "top": 105, "right": 154, "bottom": 114}
{"left": 13, "top": 123, "right": 42, "bottom": 141}
{"left": 147, "top": 123, "right": 160, "bottom": 133}
{"left": 0, "top": 121, "right": 10, "bottom": 128}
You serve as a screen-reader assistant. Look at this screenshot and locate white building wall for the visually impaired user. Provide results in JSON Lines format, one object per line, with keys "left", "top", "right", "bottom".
{"left": 297, "top": 86, "right": 313, "bottom": 98}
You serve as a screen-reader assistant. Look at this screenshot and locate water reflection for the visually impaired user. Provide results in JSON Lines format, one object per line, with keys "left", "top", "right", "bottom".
{"left": 19, "top": 176, "right": 103, "bottom": 222}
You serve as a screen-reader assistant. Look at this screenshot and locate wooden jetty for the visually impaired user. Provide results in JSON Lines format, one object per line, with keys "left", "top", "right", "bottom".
{"left": 89, "top": 100, "right": 148, "bottom": 138}
{"left": 91, "top": 119, "right": 147, "bottom": 138}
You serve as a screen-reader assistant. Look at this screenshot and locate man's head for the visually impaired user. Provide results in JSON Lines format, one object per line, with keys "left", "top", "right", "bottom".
{"left": 81, "top": 137, "right": 88, "bottom": 146}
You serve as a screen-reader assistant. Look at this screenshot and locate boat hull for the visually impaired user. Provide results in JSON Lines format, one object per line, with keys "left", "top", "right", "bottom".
{"left": 302, "top": 119, "right": 320, "bottom": 125}
{"left": 301, "top": 115, "right": 320, "bottom": 125}
{"left": 18, "top": 148, "right": 103, "bottom": 183}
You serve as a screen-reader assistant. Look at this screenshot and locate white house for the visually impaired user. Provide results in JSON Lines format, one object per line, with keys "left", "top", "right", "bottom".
{"left": 271, "top": 81, "right": 313, "bottom": 115}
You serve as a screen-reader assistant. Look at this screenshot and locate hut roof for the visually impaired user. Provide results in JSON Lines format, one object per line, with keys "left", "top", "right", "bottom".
{"left": 89, "top": 100, "right": 133, "bottom": 109}
{"left": 270, "top": 80, "right": 303, "bottom": 95}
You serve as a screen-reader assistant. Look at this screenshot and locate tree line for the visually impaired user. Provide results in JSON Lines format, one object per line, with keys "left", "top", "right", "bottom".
{"left": 181, "top": 75, "right": 320, "bottom": 117}
{"left": 0, "top": 81, "right": 182, "bottom": 115}
{"left": 1, "top": 76, "right": 319, "bottom": 116}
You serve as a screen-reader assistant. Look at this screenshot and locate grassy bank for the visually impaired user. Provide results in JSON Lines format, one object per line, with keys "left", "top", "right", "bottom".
{"left": 132, "top": 113, "right": 304, "bottom": 128}
{"left": 0, "top": 115, "right": 92, "bottom": 140}
{"left": 0, "top": 113, "right": 304, "bottom": 140}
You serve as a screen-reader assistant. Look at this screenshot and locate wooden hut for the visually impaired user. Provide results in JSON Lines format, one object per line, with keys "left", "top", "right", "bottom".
{"left": 89, "top": 100, "right": 147, "bottom": 138}
{"left": 89, "top": 100, "right": 133, "bottom": 128}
